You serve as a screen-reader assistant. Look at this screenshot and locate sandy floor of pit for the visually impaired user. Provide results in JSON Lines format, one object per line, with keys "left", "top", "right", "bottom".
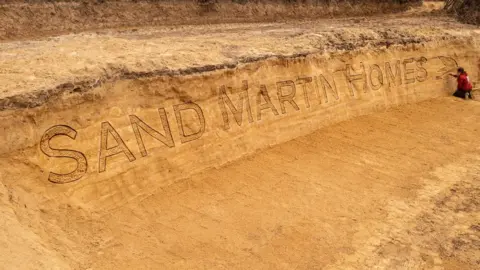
{"left": 86, "top": 98, "right": 480, "bottom": 270}
{"left": 3, "top": 97, "right": 479, "bottom": 269}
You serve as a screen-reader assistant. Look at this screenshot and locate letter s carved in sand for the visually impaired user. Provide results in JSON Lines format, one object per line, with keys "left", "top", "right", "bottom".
{"left": 40, "top": 125, "right": 88, "bottom": 184}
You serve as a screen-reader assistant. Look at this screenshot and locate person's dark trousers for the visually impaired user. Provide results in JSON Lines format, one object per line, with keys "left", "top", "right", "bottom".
{"left": 453, "top": 89, "right": 472, "bottom": 99}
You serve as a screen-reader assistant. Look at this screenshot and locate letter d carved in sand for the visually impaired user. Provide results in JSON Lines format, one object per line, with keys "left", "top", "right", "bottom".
{"left": 174, "top": 102, "right": 206, "bottom": 143}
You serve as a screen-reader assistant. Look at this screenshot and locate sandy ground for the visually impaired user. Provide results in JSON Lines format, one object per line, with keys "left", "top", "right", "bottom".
{"left": 91, "top": 97, "right": 479, "bottom": 270}
{"left": 0, "top": 0, "right": 424, "bottom": 42}
{"left": 3, "top": 97, "right": 479, "bottom": 269}
{"left": 0, "top": 2, "right": 479, "bottom": 269}
{"left": 1, "top": 14, "right": 479, "bottom": 109}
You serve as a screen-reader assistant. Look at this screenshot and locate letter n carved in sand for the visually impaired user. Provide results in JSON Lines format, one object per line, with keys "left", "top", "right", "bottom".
{"left": 129, "top": 108, "right": 175, "bottom": 157}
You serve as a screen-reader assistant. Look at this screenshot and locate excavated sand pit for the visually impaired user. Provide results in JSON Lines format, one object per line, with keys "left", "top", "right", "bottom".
{"left": 0, "top": 5, "right": 480, "bottom": 269}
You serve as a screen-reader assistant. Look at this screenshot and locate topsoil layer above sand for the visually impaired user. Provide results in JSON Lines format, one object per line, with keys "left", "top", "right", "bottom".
{"left": 0, "top": 14, "right": 479, "bottom": 109}
{"left": 0, "top": 0, "right": 423, "bottom": 41}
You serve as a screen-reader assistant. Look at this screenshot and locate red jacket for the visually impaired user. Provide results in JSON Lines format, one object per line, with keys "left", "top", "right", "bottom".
{"left": 458, "top": 72, "right": 473, "bottom": 91}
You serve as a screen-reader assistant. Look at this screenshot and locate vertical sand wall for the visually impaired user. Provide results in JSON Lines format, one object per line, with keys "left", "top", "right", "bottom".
{"left": 0, "top": 43, "right": 478, "bottom": 210}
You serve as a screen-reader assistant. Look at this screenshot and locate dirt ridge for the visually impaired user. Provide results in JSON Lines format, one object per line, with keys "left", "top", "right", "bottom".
{"left": 0, "top": 37, "right": 468, "bottom": 111}
{"left": 0, "top": 0, "right": 423, "bottom": 41}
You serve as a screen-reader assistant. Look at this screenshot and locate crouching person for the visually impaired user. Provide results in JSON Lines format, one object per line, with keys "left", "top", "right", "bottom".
{"left": 451, "top": 67, "right": 473, "bottom": 99}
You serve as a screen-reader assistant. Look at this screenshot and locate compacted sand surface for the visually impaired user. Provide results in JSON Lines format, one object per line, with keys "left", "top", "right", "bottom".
{"left": 3, "top": 97, "right": 480, "bottom": 269}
